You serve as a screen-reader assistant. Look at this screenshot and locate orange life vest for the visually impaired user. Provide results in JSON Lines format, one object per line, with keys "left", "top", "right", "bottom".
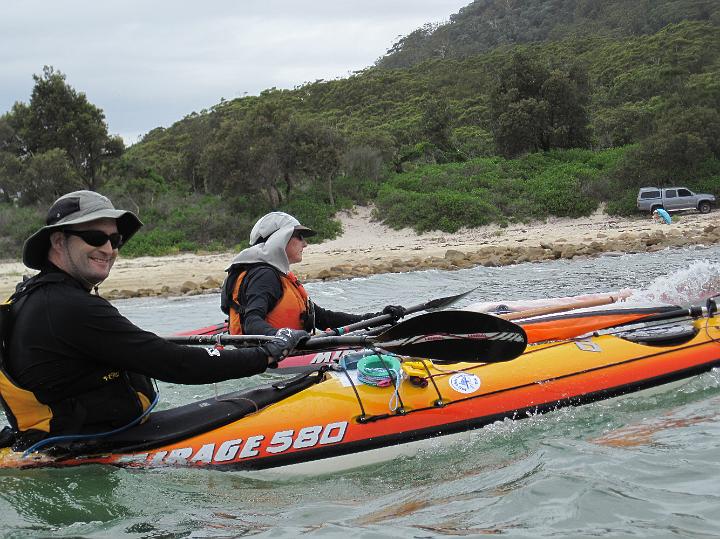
{"left": 229, "top": 270, "right": 309, "bottom": 335}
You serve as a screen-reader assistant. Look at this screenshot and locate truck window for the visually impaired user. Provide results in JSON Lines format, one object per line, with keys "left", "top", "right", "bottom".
{"left": 678, "top": 189, "right": 692, "bottom": 197}
{"left": 641, "top": 191, "right": 660, "bottom": 199}
{"left": 665, "top": 190, "right": 677, "bottom": 198}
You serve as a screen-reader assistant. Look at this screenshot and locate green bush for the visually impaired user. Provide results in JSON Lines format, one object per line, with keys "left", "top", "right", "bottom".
{"left": 606, "top": 191, "right": 640, "bottom": 216}
{"left": 452, "top": 126, "right": 494, "bottom": 159}
{"left": 332, "top": 174, "right": 383, "bottom": 204}
{"left": 527, "top": 164, "right": 599, "bottom": 217}
{"left": 375, "top": 149, "right": 628, "bottom": 231}
{"left": 375, "top": 185, "right": 501, "bottom": 233}
{"left": 693, "top": 173, "right": 720, "bottom": 196}
{"left": 121, "top": 229, "right": 199, "bottom": 258}
{"left": 280, "top": 193, "right": 345, "bottom": 242}
{"left": 0, "top": 204, "right": 43, "bottom": 259}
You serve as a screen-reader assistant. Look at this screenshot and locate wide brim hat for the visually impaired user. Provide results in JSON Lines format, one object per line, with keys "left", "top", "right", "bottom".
{"left": 22, "top": 190, "right": 143, "bottom": 270}
{"left": 249, "top": 211, "right": 316, "bottom": 246}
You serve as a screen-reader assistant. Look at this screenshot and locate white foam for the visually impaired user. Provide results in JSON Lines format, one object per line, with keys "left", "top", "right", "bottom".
{"left": 630, "top": 260, "right": 720, "bottom": 305}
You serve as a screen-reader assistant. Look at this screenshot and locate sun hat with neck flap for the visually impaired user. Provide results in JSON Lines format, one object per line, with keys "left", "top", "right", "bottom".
{"left": 225, "top": 212, "right": 316, "bottom": 275}
{"left": 249, "top": 212, "right": 316, "bottom": 246}
{"left": 22, "top": 190, "right": 143, "bottom": 270}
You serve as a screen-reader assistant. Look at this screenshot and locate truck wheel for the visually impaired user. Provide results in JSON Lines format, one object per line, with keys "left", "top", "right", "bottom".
{"left": 651, "top": 205, "right": 663, "bottom": 214}
{"left": 698, "top": 201, "right": 711, "bottom": 214}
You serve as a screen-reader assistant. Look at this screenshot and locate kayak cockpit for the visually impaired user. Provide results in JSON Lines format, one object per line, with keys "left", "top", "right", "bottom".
{"left": 44, "top": 370, "right": 325, "bottom": 458}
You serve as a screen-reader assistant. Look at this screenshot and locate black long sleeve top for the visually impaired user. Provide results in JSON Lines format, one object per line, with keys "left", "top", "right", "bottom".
{"left": 7, "top": 268, "right": 269, "bottom": 401}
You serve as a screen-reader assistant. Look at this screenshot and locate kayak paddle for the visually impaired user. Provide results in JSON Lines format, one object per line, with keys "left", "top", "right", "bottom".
{"left": 324, "top": 287, "right": 479, "bottom": 335}
{"left": 174, "top": 287, "right": 479, "bottom": 338}
{"left": 167, "top": 310, "right": 527, "bottom": 363}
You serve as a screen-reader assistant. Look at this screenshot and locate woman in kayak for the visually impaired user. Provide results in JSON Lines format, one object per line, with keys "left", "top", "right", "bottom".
{"left": 223, "top": 211, "right": 406, "bottom": 335}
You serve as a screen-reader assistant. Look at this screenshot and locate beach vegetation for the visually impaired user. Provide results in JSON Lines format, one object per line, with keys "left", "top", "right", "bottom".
{"left": 1, "top": 0, "right": 719, "bottom": 258}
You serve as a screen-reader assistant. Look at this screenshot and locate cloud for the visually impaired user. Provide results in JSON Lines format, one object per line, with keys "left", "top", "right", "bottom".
{"left": 1, "top": 0, "right": 468, "bottom": 144}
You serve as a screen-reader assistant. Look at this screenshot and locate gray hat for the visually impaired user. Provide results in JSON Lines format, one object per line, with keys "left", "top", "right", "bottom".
{"left": 249, "top": 211, "right": 316, "bottom": 245}
{"left": 22, "top": 190, "right": 143, "bottom": 270}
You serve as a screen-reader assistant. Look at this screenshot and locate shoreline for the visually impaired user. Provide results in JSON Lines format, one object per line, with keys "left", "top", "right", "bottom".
{"left": 1, "top": 206, "right": 719, "bottom": 300}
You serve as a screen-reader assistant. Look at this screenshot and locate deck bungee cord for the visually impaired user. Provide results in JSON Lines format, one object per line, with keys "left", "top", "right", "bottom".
{"left": 702, "top": 295, "right": 720, "bottom": 346}
{"left": 334, "top": 349, "right": 488, "bottom": 421}
{"left": 337, "top": 349, "right": 412, "bottom": 419}
{"left": 319, "top": 301, "right": 720, "bottom": 428}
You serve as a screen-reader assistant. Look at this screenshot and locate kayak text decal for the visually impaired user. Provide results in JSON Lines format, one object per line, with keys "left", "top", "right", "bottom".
{"left": 310, "top": 349, "right": 352, "bottom": 364}
{"left": 117, "top": 421, "right": 348, "bottom": 466}
{"left": 575, "top": 340, "right": 601, "bottom": 352}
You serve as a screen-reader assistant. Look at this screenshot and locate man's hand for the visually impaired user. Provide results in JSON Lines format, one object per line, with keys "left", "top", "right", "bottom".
{"left": 261, "top": 328, "right": 310, "bottom": 367}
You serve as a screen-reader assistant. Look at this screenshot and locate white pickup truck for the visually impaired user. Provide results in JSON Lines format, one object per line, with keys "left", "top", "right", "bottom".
{"left": 636, "top": 187, "right": 715, "bottom": 214}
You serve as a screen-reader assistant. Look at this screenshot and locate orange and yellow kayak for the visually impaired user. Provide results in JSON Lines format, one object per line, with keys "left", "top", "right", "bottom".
{"left": 1, "top": 310, "right": 718, "bottom": 473}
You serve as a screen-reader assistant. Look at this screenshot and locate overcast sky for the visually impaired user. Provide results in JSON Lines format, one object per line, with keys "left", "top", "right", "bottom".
{"left": 2, "top": 1, "right": 469, "bottom": 145}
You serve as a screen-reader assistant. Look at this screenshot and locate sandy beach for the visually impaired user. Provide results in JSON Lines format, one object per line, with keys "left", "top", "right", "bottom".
{"left": 1, "top": 206, "right": 719, "bottom": 300}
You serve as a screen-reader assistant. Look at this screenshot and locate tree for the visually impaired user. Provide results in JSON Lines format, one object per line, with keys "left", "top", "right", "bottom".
{"left": 489, "top": 53, "right": 590, "bottom": 157}
{"left": 0, "top": 151, "right": 23, "bottom": 203}
{"left": 179, "top": 113, "right": 215, "bottom": 194}
{"left": 657, "top": 105, "right": 720, "bottom": 157}
{"left": 612, "top": 104, "right": 720, "bottom": 188}
{"left": 20, "top": 149, "right": 84, "bottom": 206}
{"left": 200, "top": 100, "right": 347, "bottom": 208}
{"left": 421, "top": 95, "right": 453, "bottom": 151}
{"left": 630, "top": 110, "right": 720, "bottom": 184}
{"left": 540, "top": 69, "right": 590, "bottom": 150}
{"left": 294, "top": 121, "right": 345, "bottom": 206}
{"left": 492, "top": 97, "right": 548, "bottom": 157}
{"left": 7, "top": 66, "right": 123, "bottom": 191}
{"left": 0, "top": 117, "right": 22, "bottom": 154}
{"left": 0, "top": 118, "right": 23, "bottom": 203}
{"left": 200, "top": 101, "right": 292, "bottom": 206}
{"left": 342, "top": 145, "right": 384, "bottom": 182}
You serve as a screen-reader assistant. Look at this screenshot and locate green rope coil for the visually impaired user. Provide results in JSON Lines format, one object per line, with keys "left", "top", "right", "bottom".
{"left": 357, "top": 354, "right": 402, "bottom": 387}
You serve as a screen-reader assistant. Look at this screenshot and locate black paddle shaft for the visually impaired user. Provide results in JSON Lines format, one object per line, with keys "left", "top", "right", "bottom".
{"left": 326, "top": 287, "right": 479, "bottom": 336}
{"left": 167, "top": 310, "right": 527, "bottom": 363}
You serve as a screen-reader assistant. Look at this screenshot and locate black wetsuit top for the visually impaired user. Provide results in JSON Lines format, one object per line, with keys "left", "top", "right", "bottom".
{"left": 6, "top": 266, "right": 268, "bottom": 435}
{"left": 241, "top": 265, "right": 370, "bottom": 335}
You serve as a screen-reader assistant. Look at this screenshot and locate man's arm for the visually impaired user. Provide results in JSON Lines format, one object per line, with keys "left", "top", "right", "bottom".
{"left": 51, "top": 294, "right": 270, "bottom": 383}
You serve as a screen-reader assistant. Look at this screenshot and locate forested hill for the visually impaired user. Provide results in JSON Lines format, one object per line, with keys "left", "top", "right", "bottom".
{"left": 2, "top": 0, "right": 719, "bottom": 259}
{"left": 377, "top": 0, "right": 720, "bottom": 68}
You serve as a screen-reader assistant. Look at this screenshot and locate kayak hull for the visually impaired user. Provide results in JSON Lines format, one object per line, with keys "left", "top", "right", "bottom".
{"left": 2, "top": 316, "right": 719, "bottom": 472}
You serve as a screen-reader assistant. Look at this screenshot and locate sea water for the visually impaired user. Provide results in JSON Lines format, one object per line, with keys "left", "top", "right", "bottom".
{"left": 1, "top": 245, "right": 719, "bottom": 538}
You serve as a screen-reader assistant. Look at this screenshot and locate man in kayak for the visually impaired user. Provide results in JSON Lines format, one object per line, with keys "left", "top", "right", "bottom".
{"left": 223, "top": 211, "right": 406, "bottom": 335}
{"left": 0, "top": 191, "right": 309, "bottom": 451}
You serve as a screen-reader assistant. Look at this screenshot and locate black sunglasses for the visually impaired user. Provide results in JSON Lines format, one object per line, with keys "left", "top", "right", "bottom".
{"left": 292, "top": 231, "right": 306, "bottom": 240}
{"left": 63, "top": 229, "right": 124, "bottom": 249}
